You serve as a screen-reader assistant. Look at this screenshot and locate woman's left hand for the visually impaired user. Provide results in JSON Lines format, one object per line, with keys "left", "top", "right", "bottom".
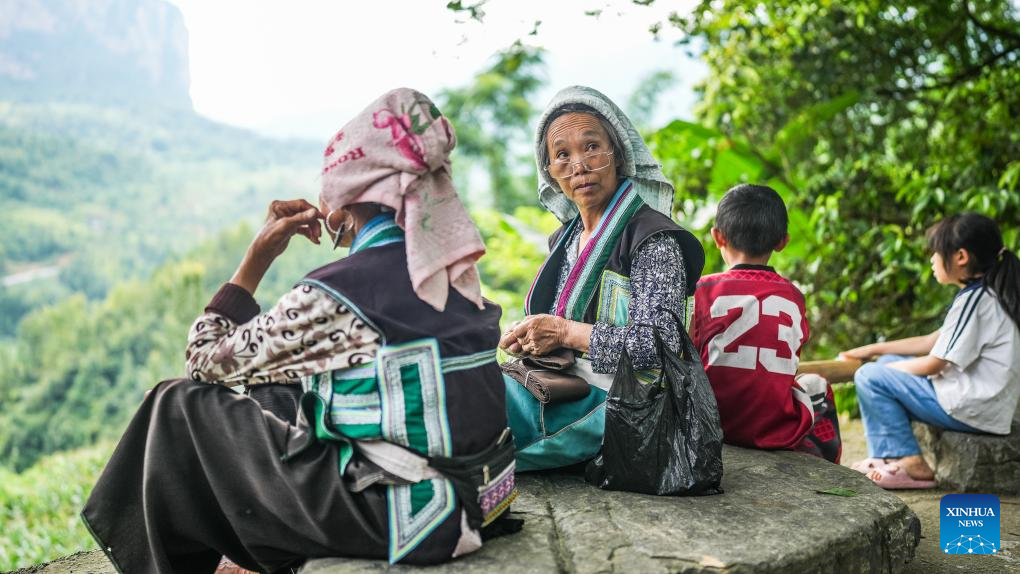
{"left": 231, "top": 199, "right": 324, "bottom": 295}
{"left": 251, "top": 199, "right": 325, "bottom": 261}
{"left": 506, "top": 314, "right": 567, "bottom": 356}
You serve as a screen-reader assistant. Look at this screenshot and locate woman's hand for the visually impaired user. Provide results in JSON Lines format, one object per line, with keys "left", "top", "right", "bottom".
{"left": 499, "top": 314, "right": 566, "bottom": 356}
{"left": 253, "top": 199, "right": 324, "bottom": 258}
{"left": 499, "top": 320, "right": 525, "bottom": 355}
{"left": 231, "top": 199, "right": 324, "bottom": 295}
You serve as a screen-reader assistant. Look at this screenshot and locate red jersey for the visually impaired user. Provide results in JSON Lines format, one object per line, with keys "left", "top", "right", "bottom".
{"left": 691, "top": 264, "right": 813, "bottom": 449}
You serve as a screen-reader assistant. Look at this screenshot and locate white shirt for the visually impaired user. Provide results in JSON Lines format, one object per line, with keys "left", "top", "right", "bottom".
{"left": 930, "top": 283, "right": 1020, "bottom": 434}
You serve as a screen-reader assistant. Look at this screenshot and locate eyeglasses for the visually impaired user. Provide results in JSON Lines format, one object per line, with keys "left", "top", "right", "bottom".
{"left": 544, "top": 151, "right": 614, "bottom": 179}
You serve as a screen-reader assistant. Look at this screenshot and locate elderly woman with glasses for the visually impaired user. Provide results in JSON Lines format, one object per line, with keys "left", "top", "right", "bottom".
{"left": 498, "top": 86, "right": 705, "bottom": 471}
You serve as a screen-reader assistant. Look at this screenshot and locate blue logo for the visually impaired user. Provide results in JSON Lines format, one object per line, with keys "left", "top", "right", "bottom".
{"left": 940, "top": 494, "right": 1000, "bottom": 555}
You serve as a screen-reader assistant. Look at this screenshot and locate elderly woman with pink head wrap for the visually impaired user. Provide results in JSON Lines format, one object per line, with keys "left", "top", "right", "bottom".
{"left": 81, "top": 89, "right": 520, "bottom": 574}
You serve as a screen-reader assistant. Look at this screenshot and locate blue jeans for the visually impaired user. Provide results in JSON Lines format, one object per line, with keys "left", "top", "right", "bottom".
{"left": 855, "top": 355, "right": 980, "bottom": 458}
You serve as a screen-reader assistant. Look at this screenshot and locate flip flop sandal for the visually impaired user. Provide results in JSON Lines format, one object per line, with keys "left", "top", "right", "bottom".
{"left": 850, "top": 458, "right": 887, "bottom": 473}
{"left": 868, "top": 465, "right": 937, "bottom": 490}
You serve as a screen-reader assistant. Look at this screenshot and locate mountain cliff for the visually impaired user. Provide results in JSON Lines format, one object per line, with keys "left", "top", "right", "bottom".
{"left": 0, "top": 0, "right": 191, "bottom": 108}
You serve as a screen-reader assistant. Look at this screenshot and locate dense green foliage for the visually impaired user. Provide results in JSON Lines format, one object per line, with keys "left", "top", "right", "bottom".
{"left": 475, "top": 206, "right": 562, "bottom": 323}
{"left": 439, "top": 42, "right": 546, "bottom": 212}
{"left": 0, "top": 442, "right": 112, "bottom": 571}
{"left": 659, "top": 0, "right": 1020, "bottom": 353}
{"left": 7, "top": 1, "right": 1020, "bottom": 564}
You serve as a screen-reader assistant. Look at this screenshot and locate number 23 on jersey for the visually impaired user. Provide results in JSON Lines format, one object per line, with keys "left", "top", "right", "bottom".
{"left": 707, "top": 295, "right": 804, "bottom": 375}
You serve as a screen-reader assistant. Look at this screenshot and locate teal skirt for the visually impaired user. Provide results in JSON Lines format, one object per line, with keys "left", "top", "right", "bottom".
{"left": 504, "top": 374, "right": 607, "bottom": 472}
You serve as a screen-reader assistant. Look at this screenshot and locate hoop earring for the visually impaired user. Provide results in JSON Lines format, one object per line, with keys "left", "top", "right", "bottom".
{"left": 325, "top": 209, "right": 349, "bottom": 251}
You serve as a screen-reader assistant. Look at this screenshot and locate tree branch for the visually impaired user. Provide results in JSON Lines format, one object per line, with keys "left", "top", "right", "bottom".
{"left": 876, "top": 42, "right": 1020, "bottom": 98}
{"left": 964, "top": 0, "right": 1020, "bottom": 44}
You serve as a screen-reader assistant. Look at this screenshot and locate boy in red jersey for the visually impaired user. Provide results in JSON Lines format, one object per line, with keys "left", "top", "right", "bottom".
{"left": 691, "top": 184, "right": 840, "bottom": 463}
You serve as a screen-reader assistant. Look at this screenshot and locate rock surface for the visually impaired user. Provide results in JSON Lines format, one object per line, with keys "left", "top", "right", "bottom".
{"left": 304, "top": 446, "right": 919, "bottom": 573}
{"left": 10, "top": 446, "right": 922, "bottom": 574}
{"left": 33, "top": 423, "right": 1020, "bottom": 574}
{"left": 9, "top": 550, "right": 116, "bottom": 574}
{"left": 914, "top": 410, "right": 1020, "bottom": 495}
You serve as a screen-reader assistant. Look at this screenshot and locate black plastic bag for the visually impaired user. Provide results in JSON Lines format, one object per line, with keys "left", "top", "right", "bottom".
{"left": 585, "top": 324, "right": 724, "bottom": 496}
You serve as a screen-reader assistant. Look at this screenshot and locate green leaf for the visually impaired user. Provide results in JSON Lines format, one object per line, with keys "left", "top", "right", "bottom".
{"left": 774, "top": 91, "right": 860, "bottom": 156}
{"left": 816, "top": 487, "right": 858, "bottom": 497}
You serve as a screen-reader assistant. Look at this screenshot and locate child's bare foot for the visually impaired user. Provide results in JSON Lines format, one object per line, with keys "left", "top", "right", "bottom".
{"left": 864, "top": 455, "right": 934, "bottom": 482}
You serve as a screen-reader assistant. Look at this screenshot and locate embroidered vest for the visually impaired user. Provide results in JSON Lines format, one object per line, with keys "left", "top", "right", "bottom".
{"left": 299, "top": 229, "right": 506, "bottom": 563}
{"left": 526, "top": 183, "right": 704, "bottom": 331}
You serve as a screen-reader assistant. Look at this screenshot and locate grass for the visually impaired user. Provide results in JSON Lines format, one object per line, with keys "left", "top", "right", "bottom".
{"left": 0, "top": 442, "right": 112, "bottom": 571}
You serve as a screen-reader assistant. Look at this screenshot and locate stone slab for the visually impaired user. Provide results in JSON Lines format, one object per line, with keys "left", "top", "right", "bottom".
{"left": 9, "top": 550, "right": 116, "bottom": 574}
{"left": 300, "top": 488, "right": 561, "bottom": 574}
{"left": 914, "top": 411, "right": 1020, "bottom": 495}
{"left": 13, "top": 446, "right": 921, "bottom": 574}
{"left": 302, "top": 446, "right": 920, "bottom": 573}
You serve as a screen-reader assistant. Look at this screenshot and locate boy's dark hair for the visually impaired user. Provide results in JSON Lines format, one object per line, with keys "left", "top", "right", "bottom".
{"left": 927, "top": 212, "right": 1020, "bottom": 329}
{"left": 715, "top": 184, "right": 788, "bottom": 257}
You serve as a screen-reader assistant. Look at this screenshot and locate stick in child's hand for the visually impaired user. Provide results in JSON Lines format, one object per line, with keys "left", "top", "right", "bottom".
{"left": 797, "top": 359, "right": 863, "bottom": 384}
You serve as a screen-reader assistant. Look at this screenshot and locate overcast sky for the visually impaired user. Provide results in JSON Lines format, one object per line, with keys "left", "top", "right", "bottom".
{"left": 168, "top": 0, "right": 706, "bottom": 142}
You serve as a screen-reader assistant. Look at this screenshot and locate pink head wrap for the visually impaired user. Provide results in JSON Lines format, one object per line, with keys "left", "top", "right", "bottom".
{"left": 319, "top": 88, "right": 485, "bottom": 311}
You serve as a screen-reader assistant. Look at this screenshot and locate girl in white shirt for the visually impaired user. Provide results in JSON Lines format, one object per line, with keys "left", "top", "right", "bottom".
{"left": 841, "top": 213, "right": 1019, "bottom": 489}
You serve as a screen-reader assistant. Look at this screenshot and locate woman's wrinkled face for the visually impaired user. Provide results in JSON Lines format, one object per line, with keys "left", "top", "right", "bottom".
{"left": 545, "top": 112, "right": 618, "bottom": 216}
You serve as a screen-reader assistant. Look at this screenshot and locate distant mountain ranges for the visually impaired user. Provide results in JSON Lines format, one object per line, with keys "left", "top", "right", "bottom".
{"left": 0, "top": 0, "right": 191, "bottom": 109}
{"left": 0, "top": 0, "right": 323, "bottom": 334}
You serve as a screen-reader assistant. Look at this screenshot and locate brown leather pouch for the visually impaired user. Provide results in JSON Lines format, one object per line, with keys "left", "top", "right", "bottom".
{"left": 501, "top": 348, "right": 591, "bottom": 404}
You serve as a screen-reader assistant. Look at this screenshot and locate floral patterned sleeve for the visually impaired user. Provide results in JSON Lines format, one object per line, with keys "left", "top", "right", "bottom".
{"left": 185, "top": 283, "right": 382, "bottom": 385}
{"left": 588, "top": 233, "right": 688, "bottom": 373}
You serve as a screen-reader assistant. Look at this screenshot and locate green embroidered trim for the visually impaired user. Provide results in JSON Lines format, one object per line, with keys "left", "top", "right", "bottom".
{"left": 302, "top": 347, "right": 497, "bottom": 450}
{"left": 332, "top": 407, "right": 382, "bottom": 426}
{"left": 350, "top": 226, "right": 404, "bottom": 254}
{"left": 376, "top": 339, "right": 456, "bottom": 564}
{"left": 440, "top": 348, "right": 497, "bottom": 372}
{"left": 292, "top": 284, "right": 491, "bottom": 564}
{"left": 524, "top": 217, "right": 580, "bottom": 315}
{"left": 635, "top": 369, "right": 662, "bottom": 386}
{"left": 328, "top": 369, "right": 382, "bottom": 436}
{"left": 300, "top": 378, "right": 356, "bottom": 475}
{"left": 592, "top": 271, "right": 661, "bottom": 386}
{"left": 332, "top": 364, "right": 377, "bottom": 380}
{"left": 349, "top": 215, "right": 405, "bottom": 255}
{"left": 332, "top": 392, "right": 381, "bottom": 407}
{"left": 563, "top": 191, "right": 644, "bottom": 321}
{"left": 595, "top": 270, "right": 632, "bottom": 328}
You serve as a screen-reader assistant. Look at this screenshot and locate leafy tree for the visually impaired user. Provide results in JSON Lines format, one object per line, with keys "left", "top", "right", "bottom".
{"left": 656, "top": 0, "right": 1020, "bottom": 353}
{"left": 627, "top": 70, "right": 678, "bottom": 134}
{"left": 438, "top": 41, "right": 546, "bottom": 212}
{"left": 473, "top": 206, "right": 561, "bottom": 324}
